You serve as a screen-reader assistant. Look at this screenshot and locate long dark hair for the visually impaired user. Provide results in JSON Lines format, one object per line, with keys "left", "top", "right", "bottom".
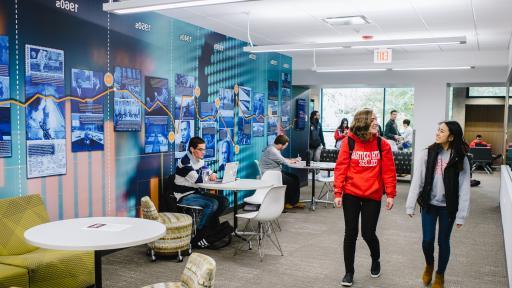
{"left": 429, "top": 120, "right": 469, "bottom": 171}
{"left": 310, "top": 110, "right": 319, "bottom": 123}
{"left": 337, "top": 118, "right": 349, "bottom": 130}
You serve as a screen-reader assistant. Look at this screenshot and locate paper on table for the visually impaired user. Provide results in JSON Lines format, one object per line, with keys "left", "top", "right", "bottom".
{"left": 82, "top": 223, "right": 131, "bottom": 232}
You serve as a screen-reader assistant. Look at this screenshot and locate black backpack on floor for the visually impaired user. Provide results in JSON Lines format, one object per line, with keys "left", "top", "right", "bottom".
{"left": 204, "top": 221, "right": 233, "bottom": 249}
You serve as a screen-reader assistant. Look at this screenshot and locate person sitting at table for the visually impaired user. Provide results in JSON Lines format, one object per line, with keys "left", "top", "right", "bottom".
{"left": 469, "top": 134, "right": 490, "bottom": 148}
{"left": 173, "top": 136, "right": 228, "bottom": 248}
{"left": 259, "top": 135, "right": 304, "bottom": 209}
{"left": 469, "top": 134, "right": 502, "bottom": 167}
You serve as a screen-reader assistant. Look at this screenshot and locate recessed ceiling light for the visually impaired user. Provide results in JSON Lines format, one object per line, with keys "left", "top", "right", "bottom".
{"left": 323, "top": 16, "right": 370, "bottom": 26}
{"left": 103, "top": 0, "right": 259, "bottom": 14}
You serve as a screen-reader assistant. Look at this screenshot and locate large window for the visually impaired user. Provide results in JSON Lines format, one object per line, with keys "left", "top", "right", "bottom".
{"left": 322, "top": 87, "right": 414, "bottom": 148}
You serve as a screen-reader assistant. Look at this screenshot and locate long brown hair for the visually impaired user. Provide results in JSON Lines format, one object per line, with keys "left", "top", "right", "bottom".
{"left": 349, "top": 108, "right": 375, "bottom": 141}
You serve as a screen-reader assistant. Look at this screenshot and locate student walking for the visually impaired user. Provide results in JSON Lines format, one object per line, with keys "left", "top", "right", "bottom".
{"left": 334, "top": 108, "right": 397, "bottom": 287}
{"left": 406, "top": 121, "right": 470, "bottom": 288}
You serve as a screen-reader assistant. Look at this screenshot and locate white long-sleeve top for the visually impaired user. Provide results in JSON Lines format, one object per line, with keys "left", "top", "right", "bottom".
{"left": 406, "top": 148, "right": 471, "bottom": 224}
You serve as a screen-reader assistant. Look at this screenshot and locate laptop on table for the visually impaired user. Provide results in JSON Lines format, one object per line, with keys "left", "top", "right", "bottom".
{"left": 214, "top": 162, "right": 239, "bottom": 184}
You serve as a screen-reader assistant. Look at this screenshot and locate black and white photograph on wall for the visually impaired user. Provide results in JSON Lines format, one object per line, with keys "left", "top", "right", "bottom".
{"left": 175, "top": 120, "right": 194, "bottom": 158}
{"left": 0, "top": 36, "right": 8, "bottom": 77}
{"left": 268, "top": 80, "right": 278, "bottom": 100}
{"left": 174, "top": 95, "right": 195, "bottom": 120}
{"left": 252, "top": 92, "right": 265, "bottom": 123}
{"left": 27, "top": 45, "right": 64, "bottom": 77}
{"left": 238, "top": 86, "right": 251, "bottom": 116}
{"left": 252, "top": 122, "right": 264, "bottom": 137}
{"left": 281, "top": 87, "right": 291, "bottom": 101}
{"left": 25, "top": 44, "right": 66, "bottom": 178}
{"left": 113, "top": 66, "right": 142, "bottom": 131}
{"left": 281, "top": 72, "right": 291, "bottom": 88}
{"left": 145, "top": 76, "right": 169, "bottom": 113}
{"left": 200, "top": 122, "right": 216, "bottom": 160}
{"left": 175, "top": 73, "right": 195, "bottom": 96}
{"left": 200, "top": 102, "right": 217, "bottom": 119}
{"left": 218, "top": 138, "right": 234, "bottom": 171}
{"left": 219, "top": 116, "right": 234, "bottom": 129}
{"left": 144, "top": 116, "right": 169, "bottom": 154}
{"left": 0, "top": 36, "right": 9, "bottom": 157}
{"left": 219, "top": 88, "right": 234, "bottom": 117}
{"left": 70, "top": 68, "right": 105, "bottom": 152}
{"left": 281, "top": 101, "right": 291, "bottom": 128}
{"left": 237, "top": 116, "right": 251, "bottom": 145}
{"left": 268, "top": 100, "right": 279, "bottom": 117}
{"left": 267, "top": 116, "right": 278, "bottom": 145}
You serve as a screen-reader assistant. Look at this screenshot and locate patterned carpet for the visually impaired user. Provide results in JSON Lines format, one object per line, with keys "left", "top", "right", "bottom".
{"left": 103, "top": 172, "right": 507, "bottom": 288}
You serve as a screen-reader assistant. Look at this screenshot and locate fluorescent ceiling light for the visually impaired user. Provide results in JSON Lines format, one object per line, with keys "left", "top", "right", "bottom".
{"left": 316, "top": 68, "right": 387, "bottom": 72}
{"left": 323, "top": 15, "right": 370, "bottom": 26}
{"left": 243, "top": 36, "right": 466, "bottom": 53}
{"left": 393, "top": 66, "right": 474, "bottom": 71}
{"left": 313, "top": 66, "right": 475, "bottom": 72}
{"left": 103, "top": 0, "right": 259, "bottom": 14}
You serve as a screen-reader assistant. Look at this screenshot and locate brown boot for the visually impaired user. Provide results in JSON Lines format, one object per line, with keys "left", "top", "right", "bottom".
{"left": 422, "top": 264, "right": 434, "bottom": 286}
{"left": 432, "top": 272, "right": 445, "bottom": 288}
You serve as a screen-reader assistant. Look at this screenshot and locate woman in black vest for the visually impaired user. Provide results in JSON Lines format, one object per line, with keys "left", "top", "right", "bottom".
{"left": 406, "top": 121, "right": 470, "bottom": 288}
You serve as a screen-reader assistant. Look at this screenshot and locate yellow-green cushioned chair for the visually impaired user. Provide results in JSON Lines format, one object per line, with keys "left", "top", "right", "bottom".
{"left": 141, "top": 252, "right": 216, "bottom": 288}
{"left": 0, "top": 263, "right": 29, "bottom": 288}
{"left": 0, "top": 194, "right": 94, "bottom": 288}
{"left": 140, "top": 196, "right": 193, "bottom": 262}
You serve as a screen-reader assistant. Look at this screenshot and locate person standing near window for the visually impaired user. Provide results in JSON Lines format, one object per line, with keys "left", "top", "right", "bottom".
{"left": 334, "top": 108, "right": 397, "bottom": 287}
{"left": 406, "top": 121, "right": 470, "bottom": 288}
{"left": 384, "top": 109, "right": 402, "bottom": 142}
{"left": 309, "top": 110, "right": 325, "bottom": 161}
{"left": 334, "top": 118, "right": 349, "bottom": 149}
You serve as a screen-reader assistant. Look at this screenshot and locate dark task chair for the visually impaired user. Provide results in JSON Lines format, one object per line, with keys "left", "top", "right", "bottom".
{"left": 468, "top": 147, "right": 493, "bottom": 174}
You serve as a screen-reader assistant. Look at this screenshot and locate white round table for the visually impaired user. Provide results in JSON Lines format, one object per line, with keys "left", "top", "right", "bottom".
{"left": 288, "top": 161, "right": 336, "bottom": 210}
{"left": 24, "top": 217, "right": 166, "bottom": 288}
{"left": 197, "top": 179, "right": 273, "bottom": 232}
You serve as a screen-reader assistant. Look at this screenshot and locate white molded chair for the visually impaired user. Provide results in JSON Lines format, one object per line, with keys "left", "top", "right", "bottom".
{"left": 316, "top": 175, "right": 335, "bottom": 208}
{"left": 244, "top": 170, "right": 282, "bottom": 204}
{"left": 235, "top": 185, "right": 286, "bottom": 261}
{"left": 254, "top": 159, "right": 263, "bottom": 179}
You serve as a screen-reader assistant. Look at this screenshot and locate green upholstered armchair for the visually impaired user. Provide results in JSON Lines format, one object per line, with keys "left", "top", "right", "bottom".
{"left": 0, "top": 194, "right": 94, "bottom": 288}
{"left": 140, "top": 196, "right": 193, "bottom": 262}
{"left": 141, "top": 252, "right": 216, "bottom": 288}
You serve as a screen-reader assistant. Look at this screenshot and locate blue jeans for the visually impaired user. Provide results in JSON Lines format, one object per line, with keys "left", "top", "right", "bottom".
{"left": 178, "top": 193, "right": 218, "bottom": 230}
{"left": 421, "top": 205, "right": 455, "bottom": 274}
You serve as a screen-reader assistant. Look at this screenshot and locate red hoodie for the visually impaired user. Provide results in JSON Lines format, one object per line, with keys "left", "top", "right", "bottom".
{"left": 334, "top": 132, "right": 397, "bottom": 201}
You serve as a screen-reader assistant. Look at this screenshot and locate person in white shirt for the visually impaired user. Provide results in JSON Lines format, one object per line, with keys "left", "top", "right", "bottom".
{"left": 400, "top": 119, "right": 413, "bottom": 149}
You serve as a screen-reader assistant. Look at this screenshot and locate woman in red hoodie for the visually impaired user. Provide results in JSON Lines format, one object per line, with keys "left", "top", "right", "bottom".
{"left": 334, "top": 108, "right": 397, "bottom": 287}
{"left": 334, "top": 118, "right": 349, "bottom": 148}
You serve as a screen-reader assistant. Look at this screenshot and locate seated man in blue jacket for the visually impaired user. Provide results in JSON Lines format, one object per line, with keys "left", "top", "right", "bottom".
{"left": 173, "top": 136, "right": 228, "bottom": 248}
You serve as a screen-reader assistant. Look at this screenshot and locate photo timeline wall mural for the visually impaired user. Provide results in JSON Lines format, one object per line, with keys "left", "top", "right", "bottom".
{"left": 0, "top": 0, "right": 292, "bottom": 219}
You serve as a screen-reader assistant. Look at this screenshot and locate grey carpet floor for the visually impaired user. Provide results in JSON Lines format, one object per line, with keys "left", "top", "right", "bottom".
{"left": 103, "top": 172, "right": 507, "bottom": 288}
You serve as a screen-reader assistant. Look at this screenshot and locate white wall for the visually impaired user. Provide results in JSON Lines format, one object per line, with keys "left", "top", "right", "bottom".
{"left": 500, "top": 167, "right": 512, "bottom": 288}
{"left": 293, "top": 66, "right": 508, "bottom": 161}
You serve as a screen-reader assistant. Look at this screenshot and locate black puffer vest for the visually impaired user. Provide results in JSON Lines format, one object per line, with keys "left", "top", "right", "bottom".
{"left": 417, "top": 144, "right": 461, "bottom": 219}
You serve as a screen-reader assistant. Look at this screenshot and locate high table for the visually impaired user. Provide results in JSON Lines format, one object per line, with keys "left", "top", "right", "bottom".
{"left": 24, "top": 217, "right": 166, "bottom": 288}
{"left": 288, "top": 161, "right": 336, "bottom": 211}
{"left": 196, "top": 179, "right": 273, "bottom": 233}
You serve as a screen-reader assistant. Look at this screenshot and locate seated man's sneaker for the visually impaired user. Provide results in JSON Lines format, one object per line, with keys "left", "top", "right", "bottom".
{"left": 284, "top": 203, "right": 294, "bottom": 209}
{"left": 192, "top": 237, "right": 210, "bottom": 249}
{"left": 370, "top": 260, "right": 381, "bottom": 278}
{"left": 340, "top": 273, "right": 353, "bottom": 287}
{"left": 293, "top": 203, "right": 306, "bottom": 209}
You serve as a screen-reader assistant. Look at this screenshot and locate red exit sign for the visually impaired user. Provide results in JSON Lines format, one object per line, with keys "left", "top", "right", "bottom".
{"left": 374, "top": 48, "right": 392, "bottom": 63}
